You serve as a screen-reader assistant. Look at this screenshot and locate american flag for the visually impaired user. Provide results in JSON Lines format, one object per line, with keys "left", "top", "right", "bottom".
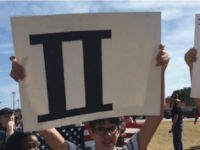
{"left": 33, "top": 123, "right": 143, "bottom": 150}
{"left": 33, "top": 125, "right": 85, "bottom": 150}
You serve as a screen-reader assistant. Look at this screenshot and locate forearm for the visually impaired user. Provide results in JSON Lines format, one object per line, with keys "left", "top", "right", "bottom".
{"left": 190, "top": 64, "right": 193, "bottom": 78}
{"left": 171, "top": 119, "right": 177, "bottom": 130}
{"left": 190, "top": 67, "right": 200, "bottom": 113}
{"left": 160, "top": 71, "right": 165, "bottom": 118}
{"left": 172, "top": 120, "right": 177, "bottom": 126}
{"left": 38, "top": 128, "right": 68, "bottom": 150}
{"left": 139, "top": 71, "right": 165, "bottom": 150}
{"left": 146, "top": 71, "right": 165, "bottom": 121}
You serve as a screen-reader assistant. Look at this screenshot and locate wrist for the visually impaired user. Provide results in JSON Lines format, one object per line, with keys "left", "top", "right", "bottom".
{"left": 7, "top": 127, "right": 14, "bottom": 131}
{"left": 38, "top": 129, "right": 54, "bottom": 137}
{"left": 161, "top": 68, "right": 165, "bottom": 74}
{"left": 161, "top": 69, "right": 166, "bottom": 76}
{"left": 6, "top": 126, "right": 14, "bottom": 132}
{"left": 190, "top": 67, "right": 193, "bottom": 74}
{"left": 6, "top": 129, "right": 14, "bottom": 134}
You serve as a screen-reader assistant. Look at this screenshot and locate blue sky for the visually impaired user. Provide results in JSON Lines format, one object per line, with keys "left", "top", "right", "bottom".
{"left": 0, "top": 1, "right": 198, "bottom": 109}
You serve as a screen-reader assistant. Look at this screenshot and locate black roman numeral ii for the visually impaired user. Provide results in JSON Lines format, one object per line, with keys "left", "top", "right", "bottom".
{"left": 29, "top": 30, "right": 113, "bottom": 122}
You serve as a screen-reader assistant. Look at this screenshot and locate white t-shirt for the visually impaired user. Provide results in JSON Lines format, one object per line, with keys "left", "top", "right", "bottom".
{"left": 67, "top": 132, "right": 140, "bottom": 150}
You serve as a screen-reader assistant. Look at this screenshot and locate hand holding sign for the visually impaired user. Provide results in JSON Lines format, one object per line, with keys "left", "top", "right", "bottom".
{"left": 185, "top": 48, "right": 197, "bottom": 72}
{"left": 10, "top": 56, "right": 26, "bottom": 82}
{"left": 11, "top": 13, "right": 163, "bottom": 131}
{"left": 156, "top": 44, "right": 169, "bottom": 72}
{"left": 185, "top": 48, "right": 200, "bottom": 114}
{"left": 190, "top": 14, "right": 200, "bottom": 99}
{"left": 10, "top": 43, "right": 169, "bottom": 87}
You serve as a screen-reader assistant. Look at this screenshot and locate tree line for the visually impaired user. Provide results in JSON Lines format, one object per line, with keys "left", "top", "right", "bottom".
{"left": 166, "top": 87, "right": 195, "bottom": 106}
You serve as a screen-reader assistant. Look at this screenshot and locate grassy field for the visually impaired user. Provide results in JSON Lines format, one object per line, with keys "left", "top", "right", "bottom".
{"left": 147, "top": 122, "right": 200, "bottom": 150}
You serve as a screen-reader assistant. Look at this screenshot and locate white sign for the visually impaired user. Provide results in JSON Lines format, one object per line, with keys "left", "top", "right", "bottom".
{"left": 191, "top": 14, "right": 200, "bottom": 98}
{"left": 11, "top": 12, "right": 161, "bottom": 131}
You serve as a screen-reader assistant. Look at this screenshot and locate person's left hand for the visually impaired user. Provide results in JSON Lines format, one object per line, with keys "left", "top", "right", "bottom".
{"left": 169, "top": 129, "right": 172, "bottom": 133}
{"left": 156, "top": 44, "right": 170, "bottom": 72}
{"left": 10, "top": 56, "right": 26, "bottom": 82}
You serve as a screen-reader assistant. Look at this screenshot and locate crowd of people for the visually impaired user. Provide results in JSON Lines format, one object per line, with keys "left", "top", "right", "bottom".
{"left": 0, "top": 108, "right": 139, "bottom": 150}
{"left": 0, "top": 45, "right": 199, "bottom": 150}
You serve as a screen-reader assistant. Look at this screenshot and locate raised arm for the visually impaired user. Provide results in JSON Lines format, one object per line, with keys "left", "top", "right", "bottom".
{"left": 38, "top": 128, "right": 68, "bottom": 150}
{"left": 138, "top": 44, "right": 169, "bottom": 150}
{"left": 10, "top": 57, "right": 69, "bottom": 150}
{"left": 184, "top": 48, "right": 200, "bottom": 113}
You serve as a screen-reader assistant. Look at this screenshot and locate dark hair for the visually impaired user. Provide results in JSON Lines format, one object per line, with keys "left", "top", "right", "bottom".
{"left": 171, "top": 93, "right": 179, "bottom": 99}
{"left": 89, "top": 117, "right": 126, "bottom": 146}
{"left": 89, "top": 117, "right": 122, "bottom": 130}
{"left": 116, "top": 118, "right": 126, "bottom": 147}
{"left": 4, "top": 131, "right": 34, "bottom": 150}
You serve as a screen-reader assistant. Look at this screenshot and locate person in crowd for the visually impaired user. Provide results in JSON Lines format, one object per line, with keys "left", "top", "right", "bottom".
{"left": 169, "top": 93, "right": 183, "bottom": 150}
{"left": 109, "top": 117, "right": 126, "bottom": 148}
{"left": 9, "top": 44, "right": 169, "bottom": 150}
{"left": 132, "top": 116, "right": 137, "bottom": 123}
{"left": 15, "top": 119, "right": 23, "bottom": 131}
{"left": 0, "top": 108, "right": 15, "bottom": 150}
{"left": 4, "top": 131, "right": 39, "bottom": 150}
{"left": 0, "top": 110, "right": 68, "bottom": 149}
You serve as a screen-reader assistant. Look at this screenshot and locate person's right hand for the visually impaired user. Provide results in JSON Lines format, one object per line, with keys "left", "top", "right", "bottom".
{"left": 10, "top": 56, "right": 26, "bottom": 82}
{"left": 185, "top": 48, "right": 197, "bottom": 71}
{"left": 6, "top": 120, "right": 14, "bottom": 132}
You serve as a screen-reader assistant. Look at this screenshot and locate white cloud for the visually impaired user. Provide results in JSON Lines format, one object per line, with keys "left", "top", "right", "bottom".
{"left": 0, "top": 50, "right": 14, "bottom": 55}
{"left": 0, "top": 83, "right": 19, "bottom": 94}
{"left": 0, "top": 70, "right": 9, "bottom": 72}
{"left": 0, "top": 43, "right": 15, "bottom": 55}
{"left": 161, "top": 8, "right": 184, "bottom": 21}
{"left": 164, "top": 26, "right": 195, "bottom": 45}
{"left": 1, "top": 1, "right": 200, "bottom": 98}
{"left": 0, "top": 63, "right": 11, "bottom": 72}
{"left": 0, "top": 77, "right": 10, "bottom": 80}
{"left": 108, "top": 1, "right": 200, "bottom": 10}
{"left": 0, "top": 83, "right": 20, "bottom": 109}
{"left": 108, "top": 1, "right": 200, "bottom": 22}
{"left": 0, "top": 43, "right": 13, "bottom": 49}
{"left": 165, "top": 52, "right": 191, "bottom": 96}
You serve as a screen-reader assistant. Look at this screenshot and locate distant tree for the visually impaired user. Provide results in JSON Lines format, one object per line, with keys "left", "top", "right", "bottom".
{"left": 166, "top": 96, "right": 171, "bottom": 103}
{"left": 166, "top": 87, "right": 195, "bottom": 106}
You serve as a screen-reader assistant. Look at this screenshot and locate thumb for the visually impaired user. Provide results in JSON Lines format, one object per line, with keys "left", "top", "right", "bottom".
{"left": 10, "top": 56, "right": 17, "bottom": 62}
{"left": 159, "top": 43, "right": 165, "bottom": 51}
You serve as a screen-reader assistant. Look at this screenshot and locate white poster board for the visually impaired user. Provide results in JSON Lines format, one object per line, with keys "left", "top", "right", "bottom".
{"left": 11, "top": 12, "right": 161, "bottom": 131}
{"left": 191, "top": 14, "right": 200, "bottom": 98}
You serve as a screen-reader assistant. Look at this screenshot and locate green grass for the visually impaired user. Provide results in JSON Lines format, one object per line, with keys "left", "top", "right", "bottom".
{"left": 147, "top": 122, "right": 200, "bottom": 150}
